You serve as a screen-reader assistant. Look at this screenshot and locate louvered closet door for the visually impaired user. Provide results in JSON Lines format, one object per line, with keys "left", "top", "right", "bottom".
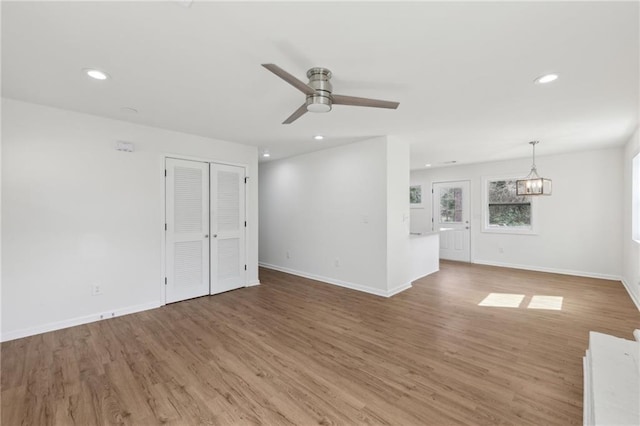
{"left": 166, "top": 158, "right": 210, "bottom": 303}
{"left": 210, "top": 163, "right": 246, "bottom": 295}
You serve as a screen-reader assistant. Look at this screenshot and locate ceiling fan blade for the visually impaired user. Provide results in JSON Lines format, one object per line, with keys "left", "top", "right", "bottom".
{"left": 282, "top": 104, "right": 308, "bottom": 124}
{"left": 262, "top": 64, "right": 315, "bottom": 96}
{"left": 332, "top": 94, "right": 400, "bottom": 109}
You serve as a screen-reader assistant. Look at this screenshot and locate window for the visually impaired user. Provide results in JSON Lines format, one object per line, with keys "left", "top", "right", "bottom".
{"left": 439, "top": 187, "right": 463, "bottom": 223}
{"left": 483, "top": 177, "right": 536, "bottom": 234}
{"left": 633, "top": 152, "right": 640, "bottom": 242}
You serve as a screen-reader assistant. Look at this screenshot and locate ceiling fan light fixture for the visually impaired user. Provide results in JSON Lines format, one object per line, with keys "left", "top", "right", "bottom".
{"left": 307, "top": 103, "right": 331, "bottom": 113}
{"left": 306, "top": 95, "right": 332, "bottom": 113}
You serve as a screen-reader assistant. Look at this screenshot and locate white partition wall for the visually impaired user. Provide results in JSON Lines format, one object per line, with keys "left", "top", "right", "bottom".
{"left": 259, "top": 136, "right": 415, "bottom": 297}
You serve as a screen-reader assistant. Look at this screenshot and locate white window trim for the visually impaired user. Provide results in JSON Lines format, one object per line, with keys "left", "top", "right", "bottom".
{"left": 481, "top": 174, "right": 539, "bottom": 235}
{"left": 632, "top": 152, "right": 640, "bottom": 243}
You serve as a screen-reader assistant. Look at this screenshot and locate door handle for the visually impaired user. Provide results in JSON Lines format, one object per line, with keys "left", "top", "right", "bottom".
{"left": 204, "top": 235, "right": 209, "bottom": 238}
{"left": 213, "top": 234, "right": 218, "bottom": 238}
{"left": 465, "top": 226, "right": 469, "bottom": 229}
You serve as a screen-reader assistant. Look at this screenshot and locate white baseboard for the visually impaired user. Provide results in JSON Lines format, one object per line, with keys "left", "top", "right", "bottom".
{"left": 259, "top": 262, "right": 411, "bottom": 298}
{"left": 621, "top": 278, "right": 640, "bottom": 312}
{"left": 472, "top": 259, "right": 622, "bottom": 281}
{"left": 246, "top": 280, "right": 261, "bottom": 287}
{"left": 0, "top": 301, "right": 162, "bottom": 342}
{"left": 410, "top": 267, "right": 440, "bottom": 285}
{"left": 387, "top": 282, "right": 413, "bottom": 297}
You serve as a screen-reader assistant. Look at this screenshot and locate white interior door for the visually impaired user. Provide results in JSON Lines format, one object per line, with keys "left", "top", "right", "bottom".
{"left": 210, "top": 163, "right": 246, "bottom": 295}
{"left": 165, "top": 158, "right": 210, "bottom": 303}
{"left": 433, "top": 181, "right": 471, "bottom": 262}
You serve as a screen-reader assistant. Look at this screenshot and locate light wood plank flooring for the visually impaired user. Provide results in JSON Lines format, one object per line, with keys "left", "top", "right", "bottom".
{"left": 2, "top": 261, "right": 639, "bottom": 425}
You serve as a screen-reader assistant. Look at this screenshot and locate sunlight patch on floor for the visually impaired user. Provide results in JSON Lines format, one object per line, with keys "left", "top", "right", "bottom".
{"left": 527, "top": 295, "right": 563, "bottom": 310}
{"left": 478, "top": 293, "right": 525, "bottom": 308}
{"left": 478, "top": 293, "right": 564, "bottom": 310}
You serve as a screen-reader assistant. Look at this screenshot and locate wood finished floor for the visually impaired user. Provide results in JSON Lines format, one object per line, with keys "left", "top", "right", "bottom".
{"left": 2, "top": 261, "right": 640, "bottom": 425}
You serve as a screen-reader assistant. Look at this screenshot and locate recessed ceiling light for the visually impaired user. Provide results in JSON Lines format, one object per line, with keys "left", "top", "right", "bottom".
{"left": 314, "top": 135, "right": 324, "bottom": 140}
{"left": 84, "top": 68, "right": 110, "bottom": 80}
{"left": 534, "top": 73, "right": 559, "bottom": 84}
{"left": 425, "top": 164, "right": 432, "bottom": 167}
{"left": 262, "top": 151, "right": 270, "bottom": 158}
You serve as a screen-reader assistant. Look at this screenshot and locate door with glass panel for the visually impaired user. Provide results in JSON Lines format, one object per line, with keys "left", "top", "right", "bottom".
{"left": 432, "top": 181, "right": 471, "bottom": 262}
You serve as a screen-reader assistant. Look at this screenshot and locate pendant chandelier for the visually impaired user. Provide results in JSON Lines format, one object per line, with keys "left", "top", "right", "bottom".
{"left": 516, "top": 141, "right": 552, "bottom": 196}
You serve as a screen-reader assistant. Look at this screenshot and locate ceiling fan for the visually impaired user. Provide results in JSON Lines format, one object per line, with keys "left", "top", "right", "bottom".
{"left": 262, "top": 64, "right": 400, "bottom": 124}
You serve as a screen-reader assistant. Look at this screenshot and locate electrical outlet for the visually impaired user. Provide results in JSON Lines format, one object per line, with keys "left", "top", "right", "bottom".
{"left": 92, "top": 284, "right": 102, "bottom": 296}
{"left": 286, "top": 251, "right": 290, "bottom": 259}
{"left": 334, "top": 258, "right": 340, "bottom": 267}
{"left": 498, "top": 247, "right": 504, "bottom": 254}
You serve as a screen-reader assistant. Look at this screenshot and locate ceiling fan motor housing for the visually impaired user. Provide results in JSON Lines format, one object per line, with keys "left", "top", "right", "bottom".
{"left": 306, "top": 67, "right": 332, "bottom": 112}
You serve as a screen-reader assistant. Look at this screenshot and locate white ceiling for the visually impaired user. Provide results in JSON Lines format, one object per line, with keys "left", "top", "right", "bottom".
{"left": 2, "top": 1, "right": 638, "bottom": 169}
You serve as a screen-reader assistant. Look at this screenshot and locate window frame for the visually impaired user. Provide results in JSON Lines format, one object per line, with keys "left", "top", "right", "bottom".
{"left": 633, "top": 152, "right": 640, "bottom": 243}
{"left": 482, "top": 175, "right": 538, "bottom": 235}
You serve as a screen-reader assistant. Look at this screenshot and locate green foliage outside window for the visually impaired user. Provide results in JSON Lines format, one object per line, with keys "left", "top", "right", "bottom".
{"left": 488, "top": 180, "right": 531, "bottom": 227}
{"left": 410, "top": 185, "right": 422, "bottom": 204}
{"left": 440, "top": 188, "right": 463, "bottom": 222}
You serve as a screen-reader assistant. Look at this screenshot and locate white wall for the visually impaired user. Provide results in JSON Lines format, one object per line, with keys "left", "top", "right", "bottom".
{"left": 386, "top": 137, "right": 413, "bottom": 294}
{"left": 622, "top": 128, "right": 640, "bottom": 309}
{"left": 0, "top": 95, "right": 3, "bottom": 337}
{"left": 259, "top": 136, "right": 415, "bottom": 296}
{"left": 1, "top": 98, "right": 259, "bottom": 340}
{"left": 259, "top": 137, "right": 389, "bottom": 294}
{"left": 411, "top": 147, "right": 623, "bottom": 279}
